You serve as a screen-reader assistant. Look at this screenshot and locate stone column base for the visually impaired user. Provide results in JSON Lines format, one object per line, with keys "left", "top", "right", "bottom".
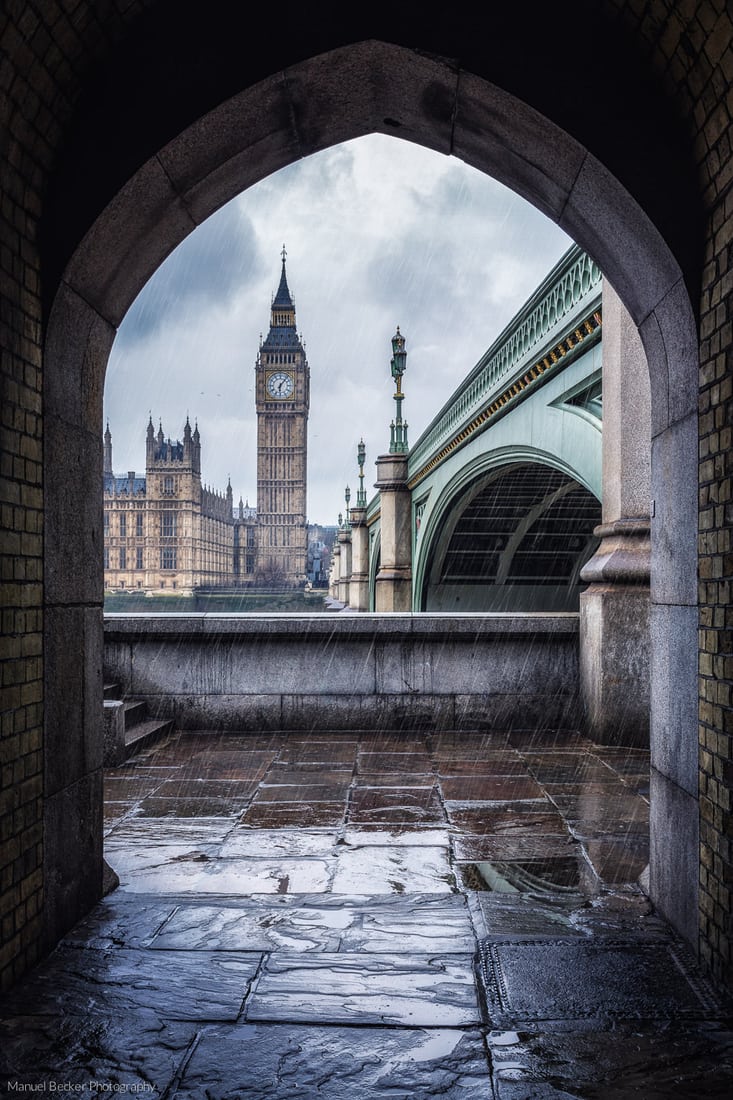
{"left": 579, "top": 584, "right": 650, "bottom": 746}
{"left": 349, "top": 573, "right": 369, "bottom": 612}
{"left": 375, "top": 569, "right": 412, "bottom": 612}
{"left": 579, "top": 519, "right": 650, "bottom": 747}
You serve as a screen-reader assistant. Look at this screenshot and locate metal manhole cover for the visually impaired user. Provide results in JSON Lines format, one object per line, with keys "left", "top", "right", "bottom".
{"left": 477, "top": 938, "right": 725, "bottom": 1023}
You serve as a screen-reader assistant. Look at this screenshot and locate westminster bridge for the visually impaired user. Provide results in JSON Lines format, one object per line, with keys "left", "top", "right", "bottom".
{"left": 326, "top": 244, "right": 652, "bottom": 748}
{"left": 349, "top": 245, "right": 605, "bottom": 616}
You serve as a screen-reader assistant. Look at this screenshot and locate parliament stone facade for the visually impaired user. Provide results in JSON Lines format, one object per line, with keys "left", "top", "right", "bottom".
{"left": 103, "top": 253, "right": 310, "bottom": 594}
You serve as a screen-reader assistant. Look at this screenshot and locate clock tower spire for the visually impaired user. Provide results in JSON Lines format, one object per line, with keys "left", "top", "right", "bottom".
{"left": 254, "top": 247, "right": 310, "bottom": 586}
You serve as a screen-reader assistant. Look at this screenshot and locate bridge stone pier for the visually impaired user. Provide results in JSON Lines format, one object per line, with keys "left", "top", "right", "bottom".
{"left": 336, "top": 526, "right": 352, "bottom": 606}
{"left": 374, "top": 452, "right": 412, "bottom": 612}
{"left": 348, "top": 501, "right": 370, "bottom": 612}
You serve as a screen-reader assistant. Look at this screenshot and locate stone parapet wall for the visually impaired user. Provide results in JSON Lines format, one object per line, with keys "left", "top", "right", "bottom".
{"left": 103, "top": 614, "right": 580, "bottom": 732}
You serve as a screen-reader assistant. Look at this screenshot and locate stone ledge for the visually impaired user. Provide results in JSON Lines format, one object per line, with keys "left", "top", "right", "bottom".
{"left": 104, "top": 612, "right": 579, "bottom": 640}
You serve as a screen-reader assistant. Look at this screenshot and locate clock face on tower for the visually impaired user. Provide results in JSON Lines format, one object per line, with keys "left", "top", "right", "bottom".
{"left": 266, "top": 371, "right": 294, "bottom": 399}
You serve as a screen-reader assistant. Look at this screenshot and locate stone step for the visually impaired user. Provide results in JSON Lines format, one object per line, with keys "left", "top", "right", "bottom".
{"left": 123, "top": 699, "right": 148, "bottom": 729}
{"left": 124, "top": 717, "right": 174, "bottom": 756}
{"left": 103, "top": 683, "right": 121, "bottom": 700}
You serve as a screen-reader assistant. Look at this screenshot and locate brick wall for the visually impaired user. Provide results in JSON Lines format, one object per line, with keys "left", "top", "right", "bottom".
{"left": 606, "top": 0, "right": 733, "bottom": 992}
{"left": 0, "top": 0, "right": 139, "bottom": 991}
{"left": 1, "top": 5, "right": 46, "bottom": 988}
{"left": 1, "top": 0, "right": 732, "bottom": 990}
{"left": 695, "top": 16, "right": 733, "bottom": 981}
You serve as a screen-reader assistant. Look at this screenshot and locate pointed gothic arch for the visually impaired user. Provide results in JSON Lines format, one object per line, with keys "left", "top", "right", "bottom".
{"left": 41, "top": 34, "right": 699, "bottom": 959}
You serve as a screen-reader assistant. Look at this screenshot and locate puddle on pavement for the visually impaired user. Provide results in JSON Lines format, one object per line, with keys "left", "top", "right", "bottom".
{"left": 458, "top": 858, "right": 583, "bottom": 894}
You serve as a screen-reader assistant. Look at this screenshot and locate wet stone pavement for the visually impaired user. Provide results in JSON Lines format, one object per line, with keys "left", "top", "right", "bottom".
{"left": 2, "top": 728, "right": 732, "bottom": 1098}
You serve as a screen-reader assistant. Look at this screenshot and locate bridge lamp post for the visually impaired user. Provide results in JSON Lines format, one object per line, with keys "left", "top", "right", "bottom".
{"left": 374, "top": 326, "right": 413, "bottom": 611}
{"left": 357, "top": 439, "right": 367, "bottom": 507}
{"left": 347, "top": 440, "right": 370, "bottom": 612}
{"left": 389, "top": 326, "right": 409, "bottom": 454}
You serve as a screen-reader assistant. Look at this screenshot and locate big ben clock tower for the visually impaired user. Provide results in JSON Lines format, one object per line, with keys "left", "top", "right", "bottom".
{"left": 255, "top": 247, "right": 310, "bottom": 585}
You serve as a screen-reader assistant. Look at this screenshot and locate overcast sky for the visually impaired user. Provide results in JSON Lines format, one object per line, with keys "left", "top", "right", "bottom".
{"left": 104, "top": 134, "right": 571, "bottom": 524}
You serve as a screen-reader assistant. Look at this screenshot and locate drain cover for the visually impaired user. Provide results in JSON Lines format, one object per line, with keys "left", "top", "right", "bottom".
{"left": 477, "top": 938, "right": 725, "bottom": 1024}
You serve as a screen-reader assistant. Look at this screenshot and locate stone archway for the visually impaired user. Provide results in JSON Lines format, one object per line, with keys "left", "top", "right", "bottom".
{"left": 43, "top": 39, "right": 699, "bottom": 954}
{"left": 419, "top": 461, "right": 601, "bottom": 613}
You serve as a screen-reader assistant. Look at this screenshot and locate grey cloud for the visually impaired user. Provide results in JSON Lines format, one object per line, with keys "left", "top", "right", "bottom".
{"left": 117, "top": 205, "right": 264, "bottom": 344}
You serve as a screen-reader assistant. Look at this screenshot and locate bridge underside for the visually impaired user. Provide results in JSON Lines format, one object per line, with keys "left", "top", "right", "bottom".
{"left": 422, "top": 462, "right": 601, "bottom": 612}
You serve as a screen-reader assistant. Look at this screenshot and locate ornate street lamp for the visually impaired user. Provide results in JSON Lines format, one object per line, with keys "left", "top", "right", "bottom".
{"left": 389, "top": 326, "right": 408, "bottom": 454}
{"left": 344, "top": 485, "right": 351, "bottom": 528}
{"left": 356, "top": 439, "right": 367, "bottom": 507}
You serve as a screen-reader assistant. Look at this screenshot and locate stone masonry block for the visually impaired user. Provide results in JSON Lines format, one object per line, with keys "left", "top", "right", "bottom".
{"left": 103, "top": 700, "right": 125, "bottom": 767}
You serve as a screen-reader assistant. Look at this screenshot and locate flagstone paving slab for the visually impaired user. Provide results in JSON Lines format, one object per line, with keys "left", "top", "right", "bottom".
{"left": 60, "top": 894, "right": 178, "bottom": 950}
{"left": 266, "top": 760, "right": 354, "bottom": 775}
{"left": 582, "top": 836, "right": 649, "bottom": 882}
{"left": 111, "top": 855, "right": 336, "bottom": 894}
{"left": 348, "top": 787, "right": 445, "bottom": 822}
{"left": 101, "top": 841, "right": 222, "bottom": 883}
{"left": 0, "top": 1012, "right": 196, "bottom": 1094}
{"left": 458, "top": 855, "right": 586, "bottom": 893}
{"left": 105, "top": 816, "right": 236, "bottom": 844}
{"left": 134, "top": 796, "right": 246, "bottom": 817}
{"left": 103, "top": 802, "right": 136, "bottom": 826}
{"left": 103, "top": 777, "right": 167, "bottom": 800}
{"left": 259, "top": 768, "right": 355, "bottom": 786}
{"left": 3, "top": 946, "right": 261, "bottom": 1020}
{"left": 240, "top": 803, "right": 347, "bottom": 827}
{"left": 341, "top": 894, "right": 474, "bottom": 953}
{"left": 151, "top": 899, "right": 349, "bottom": 952}
{"left": 277, "top": 743, "right": 359, "bottom": 764}
{"left": 151, "top": 779, "right": 260, "bottom": 800}
{"left": 446, "top": 807, "right": 569, "bottom": 835}
{"left": 253, "top": 782, "right": 351, "bottom": 802}
{"left": 175, "top": 1024, "right": 492, "bottom": 1098}
{"left": 245, "top": 951, "right": 480, "bottom": 1026}
{"left": 150, "top": 893, "right": 475, "bottom": 954}
{"left": 358, "top": 736, "right": 430, "bottom": 753}
{"left": 353, "top": 772, "right": 436, "bottom": 787}
{"left": 219, "top": 828, "right": 338, "bottom": 858}
{"left": 436, "top": 758, "right": 528, "bottom": 776}
{"left": 452, "top": 834, "right": 582, "bottom": 861}
{"left": 343, "top": 826, "right": 451, "bottom": 846}
{"left": 441, "top": 775, "right": 546, "bottom": 800}
{"left": 357, "top": 751, "right": 434, "bottom": 773}
{"left": 330, "top": 844, "right": 454, "bottom": 894}
{"left": 478, "top": 896, "right": 588, "bottom": 939}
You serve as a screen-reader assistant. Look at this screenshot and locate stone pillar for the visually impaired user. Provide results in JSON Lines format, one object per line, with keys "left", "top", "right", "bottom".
{"left": 348, "top": 506, "right": 370, "bottom": 611}
{"left": 329, "top": 543, "right": 340, "bottom": 601}
{"left": 374, "top": 452, "right": 412, "bottom": 612}
{"left": 103, "top": 700, "right": 126, "bottom": 767}
{"left": 337, "top": 527, "right": 352, "bottom": 606}
{"left": 579, "top": 280, "right": 651, "bottom": 746}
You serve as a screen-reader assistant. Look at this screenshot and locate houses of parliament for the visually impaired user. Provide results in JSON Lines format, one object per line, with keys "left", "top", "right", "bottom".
{"left": 103, "top": 251, "right": 313, "bottom": 594}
